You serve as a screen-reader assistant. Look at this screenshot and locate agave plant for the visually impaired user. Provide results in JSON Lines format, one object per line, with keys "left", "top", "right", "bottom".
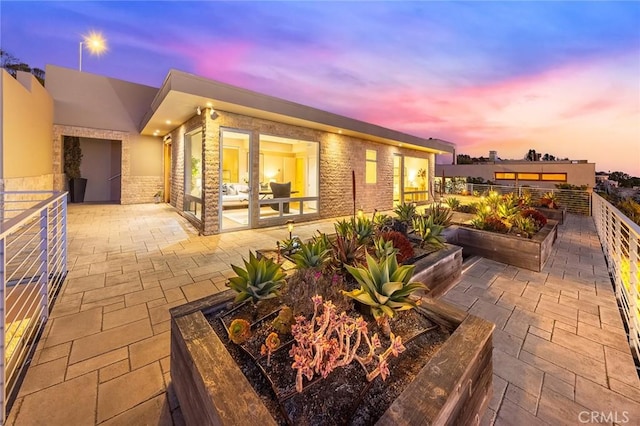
{"left": 512, "top": 215, "right": 537, "bottom": 238}
{"left": 496, "top": 195, "right": 520, "bottom": 223}
{"left": 424, "top": 203, "right": 453, "bottom": 227}
{"left": 334, "top": 219, "right": 354, "bottom": 238}
{"left": 342, "top": 253, "right": 426, "bottom": 329}
{"left": 291, "top": 239, "right": 332, "bottom": 269}
{"left": 331, "top": 234, "right": 365, "bottom": 269}
{"left": 372, "top": 237, "right": 398, "bottom": 261}
{"left": 444, "top": 197, "right": 461, "bottom": 210}
{"left": 411, "top": 215, "right": 445, "bottom": 250}
{"left": 226, "top": 251, "right": 287, "bottom": 303}
{"left": 352, "top": 216, "right": 374, "bottom": 245}
{"left": 393, "top": 203, "right": 417, "bottom": 223}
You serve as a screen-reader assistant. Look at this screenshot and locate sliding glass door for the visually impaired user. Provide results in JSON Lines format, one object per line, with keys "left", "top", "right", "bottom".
{"left": 220, "top": 129, "right": 252, "bottom": 231}
{"left": 393, "top": 154, "right": 429, "bottom": 205}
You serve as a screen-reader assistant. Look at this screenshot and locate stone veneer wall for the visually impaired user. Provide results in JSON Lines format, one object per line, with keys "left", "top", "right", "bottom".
{"left": 0, "top": 174, "right": 54, "bottom": 192}
{"left": 52, "top": 125, "right": 162, "bottom": 204}
{"left": 168, "top": 109, "right": 434, "bottom": 236}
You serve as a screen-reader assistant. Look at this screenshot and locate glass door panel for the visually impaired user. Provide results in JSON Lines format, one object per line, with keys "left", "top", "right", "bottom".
{"left": 393, "top": 155, "right": 402, "bottom": 206}
{"left": 220, "top": 130, "right": 251, "bottom": 231}
{"left": 183, "top": 130, "right": 203, "bottom": 220}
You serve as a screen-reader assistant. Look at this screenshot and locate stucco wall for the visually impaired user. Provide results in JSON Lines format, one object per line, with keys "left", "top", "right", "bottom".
{"left": 0, "top": 70, "right": 53, "bottom": 190}
{"left": 45, "top": 65, "right": 157, "bottom": 132}
{"left": 436, "top": 162, "right": 596, "bottom": 189}
{"left": 168, "top": 109, "right": 434, "bottom": 235}
{"left": 48, "top": 66, "right": 164, "bottom": 204}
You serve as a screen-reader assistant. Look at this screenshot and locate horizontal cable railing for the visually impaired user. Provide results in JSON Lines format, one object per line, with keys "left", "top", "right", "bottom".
{"left": 1, "top": 191, "right": 68, "bottom": 423}
{"left": 592, "top": 192, "right": 640, "bottom": 362}
{"left": 459, "top": 183, "right": 592, "bottom": 215}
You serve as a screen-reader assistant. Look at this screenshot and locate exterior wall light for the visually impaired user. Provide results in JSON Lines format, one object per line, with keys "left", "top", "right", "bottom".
{"left": 196, "top": 106, "right": 201, "bottom": 115}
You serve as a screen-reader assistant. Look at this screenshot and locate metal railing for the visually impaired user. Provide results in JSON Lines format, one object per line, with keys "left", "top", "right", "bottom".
{"left": 592, "top": 192, "right": 640, "bottom": 361}
{"left": 1, "top": 191, "right": 67, "bottom": 422}
{"left": 460, "top": 183, "right": 592, "bottom": 215}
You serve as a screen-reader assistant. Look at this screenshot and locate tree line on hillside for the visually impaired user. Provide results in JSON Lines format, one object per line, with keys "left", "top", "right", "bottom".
{"left": 457, "top": 149, "right": 568, "bottom": 164}
{"left": 605, "top": 171, "right": 640, "bottom": 188}
{"left": 1, "top": 50, "right": 45, "bottom": 85}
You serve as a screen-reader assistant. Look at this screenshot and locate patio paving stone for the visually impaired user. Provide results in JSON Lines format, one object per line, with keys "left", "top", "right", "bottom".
{"left": 97, "top": 362, "right": 165, "bottom": 423}
{"left": 8, "top": 206, "right": 640, "bottom": 425}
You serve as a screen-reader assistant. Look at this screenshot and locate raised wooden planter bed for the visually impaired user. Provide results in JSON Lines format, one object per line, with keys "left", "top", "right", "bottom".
{"left": 412, "top": 243, "right": 462, "bottom": 298}
{"left": 536, "top": 207, "right": 566, "bottom": 224}
{"left": 170, "top": 291, "right": 494, "bottom": 426}
{"left": 446, "top": 221, "right": 558, "bottom": 272}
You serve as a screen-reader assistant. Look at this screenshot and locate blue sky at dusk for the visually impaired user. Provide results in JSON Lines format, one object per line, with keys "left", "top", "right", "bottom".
{"left": 2, "top": 1, "right": 639, "bottom": 175}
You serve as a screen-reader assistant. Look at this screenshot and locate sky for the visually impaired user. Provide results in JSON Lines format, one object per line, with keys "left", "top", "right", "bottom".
{"left": 2, "top": 1, "right": 639, "bottom": 176}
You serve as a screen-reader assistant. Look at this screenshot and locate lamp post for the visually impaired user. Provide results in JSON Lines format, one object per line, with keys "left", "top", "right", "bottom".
{"left": 286, "top": 220, "right": 295, "bottom": 240}
{"left": 79, "top": 31, "right": 107, "bottom": 71}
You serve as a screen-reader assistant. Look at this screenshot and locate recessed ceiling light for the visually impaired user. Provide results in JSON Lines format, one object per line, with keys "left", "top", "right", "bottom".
{"left": 399, "top": 143, "right": 403, "bottom": 147}
{"left": 165, "top": 120, "right": 171, "bottom": 125}
{"left": 206, "top": 102, "right": 213, "bottom": 107}
{"left": 338, "top": 130, "right": 343, "bottom": 134}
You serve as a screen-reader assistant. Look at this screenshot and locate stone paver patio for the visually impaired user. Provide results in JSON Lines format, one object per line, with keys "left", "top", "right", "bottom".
{"left": 6, "top": 204, "right": 640, "bottom": 425}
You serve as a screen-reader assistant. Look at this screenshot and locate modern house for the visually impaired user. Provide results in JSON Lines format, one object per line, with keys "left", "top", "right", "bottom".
{"left": 1, "top": 66, "right": 455, "bottom": 235}
{"left": 436, "top": 154, "right": 595, "bottom": 190}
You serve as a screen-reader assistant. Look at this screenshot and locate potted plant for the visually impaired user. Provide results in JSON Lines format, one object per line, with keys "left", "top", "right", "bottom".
{"left": 63, "top": 135, "right": 87, "bottom": 203}
{"left": 153, "top": 191, "right": 163, "bottom": 203}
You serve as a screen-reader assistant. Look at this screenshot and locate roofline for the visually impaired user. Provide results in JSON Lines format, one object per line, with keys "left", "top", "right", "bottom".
{"left": 140, "top": 69, "right": 455, "bottom": 154}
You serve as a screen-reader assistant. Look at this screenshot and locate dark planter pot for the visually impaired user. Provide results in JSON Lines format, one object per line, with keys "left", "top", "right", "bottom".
{"left": 68, "top": 178, "right": 87, "bottom": 203}
{"left": 170, "top": 290, "right": 494, "bottom": 426}
{"left": 446, "top": 221, "right": 558, "bottom": 272}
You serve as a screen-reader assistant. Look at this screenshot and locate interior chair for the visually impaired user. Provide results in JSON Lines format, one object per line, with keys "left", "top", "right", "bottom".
{"left": 269, "top": 181, "right": 291, "bottom": 213}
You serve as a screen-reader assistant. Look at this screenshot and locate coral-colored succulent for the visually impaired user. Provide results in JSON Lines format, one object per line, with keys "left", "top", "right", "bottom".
{"left": 261, "top": 332, "right": 281, "bottom": 367}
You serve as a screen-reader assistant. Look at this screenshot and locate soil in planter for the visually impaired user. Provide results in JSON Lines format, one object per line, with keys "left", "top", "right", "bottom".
{"left": 207, "top": 301, "right": 450, "bottom": 425}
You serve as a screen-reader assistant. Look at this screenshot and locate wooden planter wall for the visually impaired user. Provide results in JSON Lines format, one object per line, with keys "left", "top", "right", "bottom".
{"left": 447, "top": 222, "right": 558, "bottom": 272}
{"left": 412, "top": 244, "right": 462, "bottom": 298}
{"left": 170, "top": 291, "right": 494, "bottom": 426}
{"left": 537, "top": 207, "right": 566, "bottom": 225}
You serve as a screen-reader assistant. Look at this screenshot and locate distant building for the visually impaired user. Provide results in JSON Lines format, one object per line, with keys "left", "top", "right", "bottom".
{"left": 439, "top": 151, "right": 595, "bottom": 189}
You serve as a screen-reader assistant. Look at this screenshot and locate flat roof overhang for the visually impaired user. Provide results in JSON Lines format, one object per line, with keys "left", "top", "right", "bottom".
{"left": 140, "top": 70, "right": 455, "bottom": 154}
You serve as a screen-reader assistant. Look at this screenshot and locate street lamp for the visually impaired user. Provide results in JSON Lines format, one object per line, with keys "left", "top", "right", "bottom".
{"left": 79, "top": 31, "right": 107, "bottom": 71}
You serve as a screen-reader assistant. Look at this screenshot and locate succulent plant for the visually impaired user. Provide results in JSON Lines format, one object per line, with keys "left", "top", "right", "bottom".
{"left": 512, "top": 215, "right": 537, "bottom": 238}
{"left": 521, "top": 208, "right": 547, "bottom": 229}
{"left": 261, "top": 332, "right": 280, "bottom": 366}
{"left": 424, "top": 203, "right": 453, "bottom": 227}
{"left": 540, "top": 191, "right": 559, "bottom": 209}
{"left": 342, "top": 253, "right": 426, "bottom": 327}
{"left": 373, "top": 237, "right": 398, "bottom": 261}
{"left": 226, "top": 251, "right": 287, "bottom": 303}
{"left": 411, "top": 215, "right": 446, "bottom": 250}
{"left": 378, "top": 231, "right": 414, "bottom": 264}
{"left": 291, "top": 238, "right": 332, "bottom": 269}
{"left": 271, "top": 306, "right": 294, "bottom": 334}
{"left": 352, "top": 216, "right": 374, "bottom": 245}
{"left": 334, "top": 219, "right": 353, "bottom": 238}
{"left": 393, "top": 203, "right": 417, "bottom": 223}
{"left": 228, "top": 318, "right": 252, "bottom": 344}
{"left": 278, "top": 237, "right": 302, "bottom": 255}
{"left": 444, "top": 197, "right": 461, "bottom": 210}
{"left": 331, "top": 234, "right": 365, "bottom": 269}
{"left": 496, "top": 195, "right": 520, "bottom": 222}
